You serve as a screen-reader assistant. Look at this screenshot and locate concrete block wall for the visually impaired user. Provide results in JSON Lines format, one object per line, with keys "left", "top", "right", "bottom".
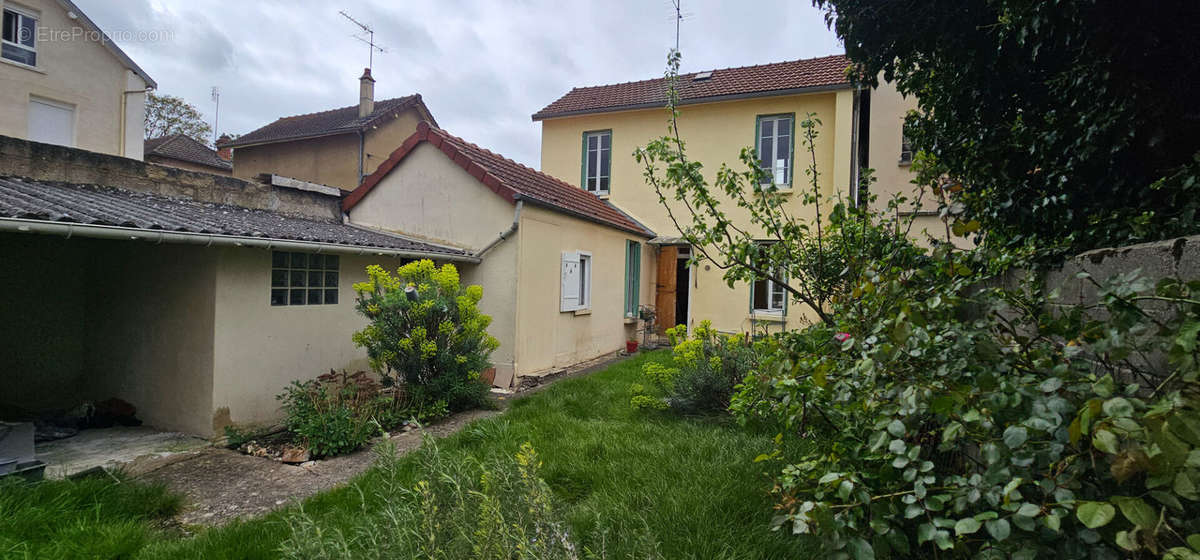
{"left": 0, "top": 134, "right": 341, "bottom": 221}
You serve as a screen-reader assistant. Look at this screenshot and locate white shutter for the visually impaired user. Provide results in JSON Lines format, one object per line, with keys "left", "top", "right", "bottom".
{"left": 28, "top": 98, "right": 75, "bottom": 147}
{"left": 560, "top": 251, "right": 581, "bottom": 311}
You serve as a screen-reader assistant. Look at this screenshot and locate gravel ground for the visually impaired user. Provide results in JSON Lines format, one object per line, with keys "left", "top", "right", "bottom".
{"left": 136, "top": 352, "right": 631, "bottom": 527}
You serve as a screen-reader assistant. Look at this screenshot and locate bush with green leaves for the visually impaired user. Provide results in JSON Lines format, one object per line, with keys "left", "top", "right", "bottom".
{"left": 631, "top": 321, "right": 758, "bottom": 414}
{"left": 276, "top": 370, "right": 385, "bottom": 458}
{"left": 735, "top": 247, "right": 1200, "bottom": 559}
{"left": 353, "top": 260, "right": 498, "bottom": 413}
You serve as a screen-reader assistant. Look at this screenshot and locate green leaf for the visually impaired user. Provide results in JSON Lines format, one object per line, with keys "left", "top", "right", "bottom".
{"left": 1076, "top": 501, "right": 1116, "bottom": 529}
{"left": 985, "top": 519, "right": 1011, "bottom": 541}
{"left": 1189, "top": 534, "right": 1200, "bottom": 552}
{"left": 887, "top": 419, "right": 906, "bottom": 437}
{"left": 1093, "top": 429, "right": 1120, "bottom": 454}
{"left": 847, "top": 537, "right": 874, "bottom": 560}
{"left": 1016, "top": 502, "right": 1040, "bottom": 518}
{"left": 1113, "top": 496, "right": 1157, "bottom": 529}
{"left": 1038, "top": 377, "right": 1063, "bottom": 393}
{"left": 917, "top": 522, "right": 935, "bottom": 544}
{"left": 1103, "top": 397, "right": 1134, "bottom": 418}
{"left": 1164, "top": 547, "right": 1200, "bottom": 560}
{"left": 753, "top": 454, "right": 770, "bottom": 463}
{"left": 1043, "top": 513, "right": 1061, "bottom": 532}
{"left": 1003, "top": 426, "right": 1028, "bottom": 449}
{"left": 1176, "top": 471, "right": 1200, "bottom": 500}
{"left": 1115, "top": 530, "right": 1137, "bottom": 552}
{"left": 955, "top": 517, "right": 982, "bottom": 536}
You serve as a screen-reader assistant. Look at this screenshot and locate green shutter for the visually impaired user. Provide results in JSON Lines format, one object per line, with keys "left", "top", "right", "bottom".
{"left": 787, "top": 114, "right": 796, "bottom": 188}
{"left": 624, "top": 241, "right": 641, "bottom": 316}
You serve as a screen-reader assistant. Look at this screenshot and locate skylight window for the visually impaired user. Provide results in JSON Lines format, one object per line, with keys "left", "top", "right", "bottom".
{"left": 692, "top": 71, "right": 713, "bottom": 81}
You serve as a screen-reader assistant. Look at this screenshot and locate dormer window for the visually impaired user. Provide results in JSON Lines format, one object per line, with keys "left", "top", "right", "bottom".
{"left": 582, "top": 130, "right": 611, "bottom": 195}
{"left": 2, "top": 6, "right": 37, "bottom": 67}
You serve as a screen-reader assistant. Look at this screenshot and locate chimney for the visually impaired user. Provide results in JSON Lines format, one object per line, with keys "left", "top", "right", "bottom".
{"left": 216, "top": 134, "right": 232, "bottom": 161}
{"left": 358, "top": 68, "right": 375, "bottom": 118}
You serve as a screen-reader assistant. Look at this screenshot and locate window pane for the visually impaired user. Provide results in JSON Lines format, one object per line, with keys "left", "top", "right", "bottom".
{"left": 325, "top": 271, "right": 338, "bottom": 287}
{"left": 308, "top": 289, "right": 323, "bottom": 305}
{"left": 289, "top": 289, "right": 305, "bottom": 305}
{"left": 753, "top": 278, "right": 768, "bottom": 310}
{"left": 588, "top": 135, "right": 598, "bottom": 150}
{"left": 600, "top": 133, "right": 611, "bottom": 149}
{"left": 2, "top": 43, "right": 34, "bottom": 65}
{"left": 761, "top": 119, "right": 774, "bottom": 138}
{"left": 272, "top": 251, "right": 288, "bottom": 268}
{"left": 600, "top": 145, "right": 610, "bottom": 177}
{"left": 599, "top": 177, "right": 609, "bottom": 192}
{"left": 771, "top": 282, "right": 785, "bottom": 310}
{"left": 308, "top": 271, "right": 323, "bottom": 287}
{"left": 309, "top": 254, "right": 323, "bottom": 270}
{"left": 579, "top": 257, "right": 588, "bottom": 304}
{"left": 18, "top": 14, "right": 34, "bottom": 47}
{"left": 587, "top": 177, "right": 596, "bottom": 192}
{"left": 290, "top": 252, "right": 307, "bottom": 268}
{"left": 271, "top": 269, "right": 288, "bottom": 287}
{"left": 760, "top": 136, "right": 774, "bottom": 173}
{"left": 290, "top": 270, "right": 306, "bottom": 287}
{"left": 324, "top": 255, "right": 339, "bottom": 270}
{"left": 3, "top": 12, "right": 15, "bottom": 42}
{"left": 271, "top": 289, "right": 288, "bottom": 306}
{"left": 324, "top": 289, "right": 339, "bottom": 305}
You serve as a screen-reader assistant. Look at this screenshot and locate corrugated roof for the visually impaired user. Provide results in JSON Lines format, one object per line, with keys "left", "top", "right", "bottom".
{"left": 532, "top": 54, "right": 851, "bottom": 120}
{"left": 144, "top": 134, "right": 232, "bottom": 171}
{"left": 220, "top": 95, "right": 436, "bottom": 149}
{"left": 0, "top": 176, "right": 468, "bottom": 257}
{"left": 344, "top": 122, "right": 654, "bottom": 238}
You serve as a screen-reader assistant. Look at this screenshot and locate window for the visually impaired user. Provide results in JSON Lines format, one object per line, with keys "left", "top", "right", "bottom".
{"left": 270, "top": 251, "right": 339, "bottom": 306}
{"left": 2, "top": 7, "right": 37, "bottom": 67}
{"left": 756, "top": 115, "right": 793, "bottom": 187}
{"left": 27, "top": 97, "right": 73, "bottom": 147}
{"left": 751, "top": 270, "right": 786, "bottom": 314}
{"left": 899, "top": 134, "right": 914, "bottom": 165}
{"left": 581, "top": 130, "right": 611, "bottom": 195}
{"left": 560, "top": 250, "right": 592, "bottom": 312}
{"left": 624, "top": 241, "right": 641, "bottom": 318}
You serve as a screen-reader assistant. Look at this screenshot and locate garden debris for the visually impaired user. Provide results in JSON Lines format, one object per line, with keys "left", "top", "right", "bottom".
{"left": 280, "top": 446, "right": 309, "bottom": 464}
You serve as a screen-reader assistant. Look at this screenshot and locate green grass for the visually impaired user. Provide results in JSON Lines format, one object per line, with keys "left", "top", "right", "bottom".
{"left": 0, "top": 472, "right": 181, "bottom": 559}
{"left": 3, "top": 351, "right": 816, "bottom": 559}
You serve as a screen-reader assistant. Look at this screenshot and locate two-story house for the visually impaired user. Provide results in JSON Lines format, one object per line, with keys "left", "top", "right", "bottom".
{"left": 0, "top": 0, "right": 154, "bottom": 159}
{"left": 534, "top": 55, "right": 939, "bottom": 334}
{"left": 219, "top": 69, "right": 438, "bottom": 192}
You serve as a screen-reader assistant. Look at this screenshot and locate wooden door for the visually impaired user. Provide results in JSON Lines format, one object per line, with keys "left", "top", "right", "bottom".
{"left": 655, "top": 246, "right": 677, "bottom": 334}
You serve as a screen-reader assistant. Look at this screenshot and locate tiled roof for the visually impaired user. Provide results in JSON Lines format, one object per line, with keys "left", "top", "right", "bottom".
{"left": 532, "top": 54, "right": 851, "bottom": 120}
{"left": 344, "top": 123, "right": 655, "bottom": 238}
{"left": 144, "top": 134, "right": 232, "bottom": 171}
{"left": 220, "top": 95, "right": 437, "bottom": 148}
{"left": 0, "top": 176, "right": 469, "bottom": 257}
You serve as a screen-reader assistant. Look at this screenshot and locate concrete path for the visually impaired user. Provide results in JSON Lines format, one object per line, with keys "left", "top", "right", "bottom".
{"left": 35, "top": 426, "right": 208, "bottom": 479}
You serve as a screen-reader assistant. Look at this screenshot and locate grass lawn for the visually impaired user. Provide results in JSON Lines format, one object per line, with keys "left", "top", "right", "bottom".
{"left": 3, "top": 350, "right": 815, "bottom": 559}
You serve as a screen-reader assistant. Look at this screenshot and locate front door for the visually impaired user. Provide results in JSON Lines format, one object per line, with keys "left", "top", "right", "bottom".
{"left": 655, "top": 246, "right": 677, "bottom": 334}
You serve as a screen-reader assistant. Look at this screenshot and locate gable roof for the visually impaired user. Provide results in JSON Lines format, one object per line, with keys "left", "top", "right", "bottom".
{"left": 220, "top": 95, "right": 437, "bottom": 149}
{"left": 144, "top": 134, "right": 232, "bottom": 171}
{"left": 532, "top": 54, "right": 850, "bottom": 120}
{"left": 0, "top": 175, "right": 472, "bottom": 260}
{"left": 57, "top": 0, "right": 156, "bottom": 88}
{"left": 344, "top": 122, "right": 654, "bottom": 238}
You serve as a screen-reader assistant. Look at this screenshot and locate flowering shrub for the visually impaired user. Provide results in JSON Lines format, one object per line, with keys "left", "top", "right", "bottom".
{"left": 353, "top": 260, "right": 498, "bottom": 413}
{"left": 632, "top": 321, "right": 758, "bottom": 414}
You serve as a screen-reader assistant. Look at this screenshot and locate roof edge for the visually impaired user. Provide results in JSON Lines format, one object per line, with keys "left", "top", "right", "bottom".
{"left": 514, "top": 194, "right": 654, "bottom": 238}
{"left": 531, "top": 82, "right": 852, "bottom": 121}
{"left": 56, "top": 0, "right": 156, "bottom": 88}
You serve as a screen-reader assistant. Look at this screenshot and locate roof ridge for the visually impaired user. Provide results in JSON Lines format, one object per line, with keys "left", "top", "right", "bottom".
{"left": 429, "top": 126, "right": 605, "bottom": 200}
{"left": 568, "top": 53, "right": 847, "bottom": 92}
{"left": 271, "top": 94, "right": 418, "bottom": 123}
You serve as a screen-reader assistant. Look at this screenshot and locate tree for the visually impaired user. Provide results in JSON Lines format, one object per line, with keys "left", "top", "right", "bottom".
{"left": 144, "top": 92, "right": 212, "bottom": 143}
{"left": 814, "top": 0, "right": 1200, "bottom": 254}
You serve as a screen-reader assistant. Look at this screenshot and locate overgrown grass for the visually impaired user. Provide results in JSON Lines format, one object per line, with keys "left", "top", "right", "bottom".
{"left": 4, "top": 351, "right": 815, "bottom": 558}
{"left": 0, "top": 472, "right": 181, "bottom": 559}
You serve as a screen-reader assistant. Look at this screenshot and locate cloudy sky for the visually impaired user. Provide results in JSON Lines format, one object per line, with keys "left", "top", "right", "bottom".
{"left": 76, "top": 0, "right": 842, "bottom": 168}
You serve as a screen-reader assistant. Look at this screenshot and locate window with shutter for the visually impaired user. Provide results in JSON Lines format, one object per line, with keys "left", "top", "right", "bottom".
{"left": 561, "top": 251, "right": 581, "bottom": 311}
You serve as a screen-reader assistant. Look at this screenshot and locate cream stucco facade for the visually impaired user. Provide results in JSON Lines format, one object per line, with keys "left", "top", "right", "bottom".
{"left": 539, "top": 90, "right": 859, "bottom": 332}
{"left": 0, "top": 0, "right": 150, "bottom": 159}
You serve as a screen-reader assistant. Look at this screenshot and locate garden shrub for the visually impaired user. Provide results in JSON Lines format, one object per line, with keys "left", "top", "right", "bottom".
{"left": 632, "top": 321, "right": 757, "bottom": 414}
{"left": 276, "top": 370, "right": 385, "bottom": 458}
{"left": 278, "top": 437, "right": 663, "bottom": 559}
{"left": 353, "top": 260, "right": 498, "bottom": 413}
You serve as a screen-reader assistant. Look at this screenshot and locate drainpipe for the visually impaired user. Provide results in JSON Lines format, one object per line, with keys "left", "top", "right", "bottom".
{"left": 357, "top": 130, "right": 365, "bottom": 185}
{"left": 473, "top": 200, "right": 522, "bottom": 258}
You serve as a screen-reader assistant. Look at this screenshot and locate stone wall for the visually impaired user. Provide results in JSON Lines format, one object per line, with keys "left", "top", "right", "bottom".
{"left": 0, "top": 135, "right": 341, "bottom": 221}
{"left": 1042, "top": 235, "right": 1199, "bottom": 305}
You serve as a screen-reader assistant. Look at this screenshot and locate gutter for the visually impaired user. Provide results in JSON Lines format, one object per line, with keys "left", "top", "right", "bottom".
{"left": 0, "top": 218, "right": 481, "bottom": 263}
{"left": 474, "top": 200, "right": 522, "bottom": 258}
{"left": 532, "top": 83, "right": 852, "bottom": 121}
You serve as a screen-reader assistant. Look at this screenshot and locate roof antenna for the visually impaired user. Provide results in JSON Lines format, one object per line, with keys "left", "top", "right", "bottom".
{"left": 210, "top": 86, "right": 220, "bottom": 145}
{"left": 668, "top": 0, "right": 694, "bottom": 53}
{"left": 339, "top": 10, "right": 386, "bottom": 71}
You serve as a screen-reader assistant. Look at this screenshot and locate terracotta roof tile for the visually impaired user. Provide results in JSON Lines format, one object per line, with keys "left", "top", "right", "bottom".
{"left": 144, "top": 134, "right": 232, "bottom": 171}
{"left": 532, "top": 54, "right": 851, "bottom": 120}
{"left": 0, "top": 176, "right": 468, "bottom": 257}
{"left": 220, "top": 95, "right": 437, "bottom": 148}
{"left": 344, "top": 122, "right": 654, "bottom": 237}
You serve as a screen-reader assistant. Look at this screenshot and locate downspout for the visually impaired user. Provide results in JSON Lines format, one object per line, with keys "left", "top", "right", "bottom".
{"left": 357, "top": 130, "right": 365, "bottom": 186}
{"left": 473, "top": 200, "right": 522, "bottom": 258}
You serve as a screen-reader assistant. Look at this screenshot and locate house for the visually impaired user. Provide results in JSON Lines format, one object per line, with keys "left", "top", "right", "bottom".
{"left": 343, "top": 122, "right": 655, "bottom": 385}
{"left": 144, "top": 133, "right": 233, "bottom": 175}
{"left": 533, "top": 55, "right": 947, "bottom": 334}
{"left": 218, "top": 69, "right": 437, "bottom": 192}
{"left": 0, "top": 0, "right": 154, "bottom": 159}
{"left": 0, "top": 134, "right": 475, "bottom": 436}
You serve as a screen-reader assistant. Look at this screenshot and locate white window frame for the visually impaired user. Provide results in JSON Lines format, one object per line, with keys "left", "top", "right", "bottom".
{"left": 560, "top": 250, "right": 592, "bottom": 312}
{"left": 899, "top": 134, "right": 914, "bottom": 165}
{"left": 751, "top": 271, "right": 787, "bottom": 314}
{"left": 1, "top": 5, "right": 38, "bottom": 68}
{"left": 270, "top": 251, "right": 340, "bottom": 307}
{"left": 582, "top": 130, "right": 611, "bottom": 195}
{"left": 756, "top": 114, "right": 793, "bottom": 188}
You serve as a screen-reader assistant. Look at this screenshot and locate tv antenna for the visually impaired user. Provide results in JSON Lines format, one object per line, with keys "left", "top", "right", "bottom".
{"left": 210, "top": 86, "right": 220, "bottom": 145}
{"left": 339, "top": 10, "right": 386, "bottom": 71}
{"left": 668, "top": 0, "right": 694, "bottom": 52}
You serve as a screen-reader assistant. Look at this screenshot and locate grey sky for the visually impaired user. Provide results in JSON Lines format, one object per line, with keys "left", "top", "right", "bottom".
{"left": 75, "top": 0, "right": 842, "bottom": 168}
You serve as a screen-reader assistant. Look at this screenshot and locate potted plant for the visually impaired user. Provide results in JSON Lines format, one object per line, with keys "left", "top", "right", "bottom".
{"left": 626, "top": 339, "right": 639, "bottom": 353}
